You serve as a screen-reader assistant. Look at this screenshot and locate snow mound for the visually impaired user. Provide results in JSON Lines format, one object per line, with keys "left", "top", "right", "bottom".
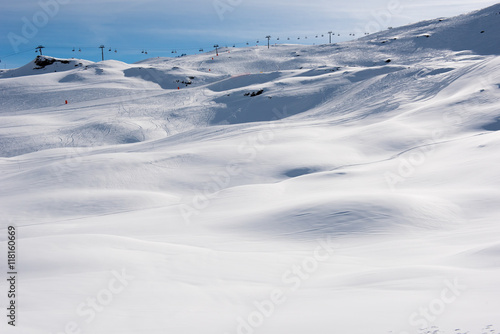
{"left": 0, "top": 56, "right": 93, "bottom": 78}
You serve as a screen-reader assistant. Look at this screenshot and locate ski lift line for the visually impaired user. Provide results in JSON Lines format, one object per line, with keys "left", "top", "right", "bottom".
{"left": 5, "top": 31, "right": 366, "bottom": 61}
{"left": 0, "top": 47, "right": 38, "bottom": 59}
{"left": 45, "top": 38, "right": 314, "bottom": 53}
{"left": 46, "top": 46, "right": 206, "bottom": 54}
{"left": 26, "top": 31, "right": 361, "bottom": 53}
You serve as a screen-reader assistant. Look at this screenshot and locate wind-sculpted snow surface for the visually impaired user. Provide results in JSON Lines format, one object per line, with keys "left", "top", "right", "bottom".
{"left": 1, "top": 4, "right": 500, "bottom": 334}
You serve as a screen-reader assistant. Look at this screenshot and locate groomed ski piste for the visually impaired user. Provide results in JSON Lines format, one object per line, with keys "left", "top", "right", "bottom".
{"left": 1, "top": 4, "right": 500, "bottom": 334}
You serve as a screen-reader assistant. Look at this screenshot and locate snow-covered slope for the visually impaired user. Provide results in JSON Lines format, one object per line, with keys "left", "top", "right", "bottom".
{"left": 1, "top": 4, "right": 500, "bottom": 334}
{"left": 359, "top": 3, "right": 500, "bottom": 56}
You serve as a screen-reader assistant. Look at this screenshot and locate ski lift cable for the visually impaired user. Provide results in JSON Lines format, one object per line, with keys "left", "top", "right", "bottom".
{"left": 0, "top": 47, "right": 37, "bottom": 59}
{"left": 6, "top": 29, "right": 366, "bottom": 61}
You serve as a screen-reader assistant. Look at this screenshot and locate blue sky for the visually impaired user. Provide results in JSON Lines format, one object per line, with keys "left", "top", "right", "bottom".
{"left": 0, "top": 0, "right": 498, "bottom": 68}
